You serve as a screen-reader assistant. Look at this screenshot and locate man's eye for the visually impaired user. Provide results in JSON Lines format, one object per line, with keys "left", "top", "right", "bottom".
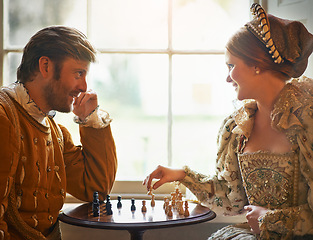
{"left": 75, "top": 71, "right": 84, "bottom": 78}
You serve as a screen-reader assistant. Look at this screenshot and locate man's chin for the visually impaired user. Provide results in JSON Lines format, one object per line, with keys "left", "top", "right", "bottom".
{"left": 55, "top": 105, "right": 73, "bottom": 113}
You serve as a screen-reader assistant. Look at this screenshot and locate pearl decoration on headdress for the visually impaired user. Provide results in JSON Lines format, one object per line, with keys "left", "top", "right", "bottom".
{"left": 245, "top": 3, "right": 284, "bottom": 64}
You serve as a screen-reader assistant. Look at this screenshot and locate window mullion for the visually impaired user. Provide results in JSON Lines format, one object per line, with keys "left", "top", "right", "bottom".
{"left": 167, "top": 0, "right": 173, "bottom": 166}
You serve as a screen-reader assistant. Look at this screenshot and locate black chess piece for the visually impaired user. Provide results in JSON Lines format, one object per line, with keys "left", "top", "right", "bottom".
{"left": 131, "top": 198, "right": 136, "bottom": 211}
{"left": 106, "top": 194, "right": 113, "bottom": 215}
{"left": 92, "top": 191, "right": 100, "bottom": 217}
{"left": 117, "top": 195, "right": 122, "bottom": 209}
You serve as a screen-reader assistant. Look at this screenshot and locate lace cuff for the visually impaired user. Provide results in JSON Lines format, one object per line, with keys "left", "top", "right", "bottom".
{"left": 258, "top": 206, "right": 301, "bottom": 239}
{"left": 74, "top": 108, "right": 112, "bottom": 129}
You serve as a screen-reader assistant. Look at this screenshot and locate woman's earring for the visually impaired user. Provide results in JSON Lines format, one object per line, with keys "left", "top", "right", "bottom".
{"left": 255, "top": 70, "right": 260, "bottom": 74}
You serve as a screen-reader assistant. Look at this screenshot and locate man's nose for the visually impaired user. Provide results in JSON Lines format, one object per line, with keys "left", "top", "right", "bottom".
{"left": 78, "top": 77, "right": 87, "bottom": 92}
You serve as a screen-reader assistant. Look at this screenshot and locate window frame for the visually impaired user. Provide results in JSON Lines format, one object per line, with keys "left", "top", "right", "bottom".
{"left": 0, "top": 0, "right": 250, "bottom": 199}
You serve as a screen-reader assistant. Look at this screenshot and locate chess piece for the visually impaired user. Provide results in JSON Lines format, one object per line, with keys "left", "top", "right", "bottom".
{"left": 164, "top": 200, "right": 169, "bottom": 214}
{"left": 178, "top": 200, "right": 184, "bottom": 215}
{"left": 117, "top": 195, "right": 122, "bottom": 209}
{"left": 106, "top": 194, "right": 113, "bottom": 215}
{"left": 92, "top": 191, "right": 100, "bottom": 217}
{"left": 167, "top": 205, "right": 173, "bottom": 217}
{"left": 131, "top": 198, "right": 136, "bottom": 211}
{"left": 141, "top": 200, "right": 147, "bottom": 212}
{"left": 163, "top": 197, "right": 168, "bottom": 210}
{"left": 151, "top": 194, "right": 155, "bottom": 207}
{"left": 184, "top": 201, "right": 189, "bottom": 217}
{"left": 147, "top": 186, "right": 153, "bottom": 195}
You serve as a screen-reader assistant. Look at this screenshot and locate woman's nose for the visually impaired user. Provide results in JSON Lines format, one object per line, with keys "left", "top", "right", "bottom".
{"left": 226, "top": 74, "right": 233, "bottom": 83}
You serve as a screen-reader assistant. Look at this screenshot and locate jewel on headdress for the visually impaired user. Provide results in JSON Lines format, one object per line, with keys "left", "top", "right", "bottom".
{"left": 246, "top": 3, "right": 284, "bottom": 64}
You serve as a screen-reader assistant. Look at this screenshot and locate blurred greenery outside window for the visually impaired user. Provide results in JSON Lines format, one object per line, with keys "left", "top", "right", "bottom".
{"left": 2, "top": 0, "right": 249, "bottom": 181}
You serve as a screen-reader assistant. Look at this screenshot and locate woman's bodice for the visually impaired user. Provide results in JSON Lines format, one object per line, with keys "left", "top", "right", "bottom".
{"left": 238, "top": 151, "right": 306, "bottom": 209}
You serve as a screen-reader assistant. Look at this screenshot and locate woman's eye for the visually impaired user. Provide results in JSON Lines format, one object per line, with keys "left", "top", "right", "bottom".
{"left": 227, "top": 64, "right": 234, "bottom": 70}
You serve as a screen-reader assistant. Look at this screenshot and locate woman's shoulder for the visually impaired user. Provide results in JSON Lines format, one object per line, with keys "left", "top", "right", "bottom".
{"left": 271, "top": 76, "right": 313, "bottom": 132}
{"left": 290, "top": 76, "right": 313, "bottom": 94}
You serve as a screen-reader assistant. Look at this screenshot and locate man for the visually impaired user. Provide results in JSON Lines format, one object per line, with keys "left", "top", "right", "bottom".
{"left": 0, "top": 26, "right": 117, "bottom": 239}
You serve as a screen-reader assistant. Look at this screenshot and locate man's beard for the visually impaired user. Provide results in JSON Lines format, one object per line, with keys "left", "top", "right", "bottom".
{"left": 43, "top": 80, "right": 73, "bottom": 113}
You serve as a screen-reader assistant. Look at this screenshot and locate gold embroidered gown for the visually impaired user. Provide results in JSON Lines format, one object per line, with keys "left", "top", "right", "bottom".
{"left": 180, "top": 76, "right": 313, "bottom": 239}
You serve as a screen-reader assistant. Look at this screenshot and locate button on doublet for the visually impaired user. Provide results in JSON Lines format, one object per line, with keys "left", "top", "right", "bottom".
{"left": 21, "top": 156, "right": 27, "bottom": 163}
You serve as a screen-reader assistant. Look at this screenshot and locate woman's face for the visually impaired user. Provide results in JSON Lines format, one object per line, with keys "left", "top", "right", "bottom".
{"left": 225, "top": 50, "right": 257, "bottom": 100}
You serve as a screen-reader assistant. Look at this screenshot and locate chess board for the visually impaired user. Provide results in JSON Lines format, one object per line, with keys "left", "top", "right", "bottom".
{"left": 60, "top": 199, "right": 215, "bottom": 227}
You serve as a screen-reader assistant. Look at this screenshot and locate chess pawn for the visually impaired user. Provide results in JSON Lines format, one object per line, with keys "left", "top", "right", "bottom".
{"left": 151, "top": 194, "right": 155, "bottom": 207}
{"left": 184, "top": 201, "right": 189, "bottom": 217}
{"left": 117, "top": 195, "right": 122, "bottom": 209}
{"left": 167, "top": 205, "right": 173, "bottom": 217}
{"left": 178, "top": 201, "right": 184, "bottom": 215}
{"left": 131, "top": 198, "right": 136, "bottom": 211}
{"left": 106, "top": 194, "right": 113, "bottom": 215}
{"left": 163, "top": 197, "right": 168, "bottom": 210}
{"left": 164, "top": 200, "right": 169, "bottom": 214}
{"left": 141, "top": 200, "right": 147, "bottom": 212}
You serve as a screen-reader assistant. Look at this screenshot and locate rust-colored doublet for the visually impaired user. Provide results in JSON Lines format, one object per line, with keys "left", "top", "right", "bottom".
{"left": 0, "top": 88, "right": 117, "bottom": 239}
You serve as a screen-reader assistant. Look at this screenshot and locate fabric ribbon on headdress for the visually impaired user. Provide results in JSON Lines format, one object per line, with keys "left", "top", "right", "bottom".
{"left": 246, "top": 3, "right": 313, "bottom": 77}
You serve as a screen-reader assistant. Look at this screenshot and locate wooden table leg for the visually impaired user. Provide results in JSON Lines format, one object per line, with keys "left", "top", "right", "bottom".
{"left": 128, "top": 229, "right": 145, "bottom": 240}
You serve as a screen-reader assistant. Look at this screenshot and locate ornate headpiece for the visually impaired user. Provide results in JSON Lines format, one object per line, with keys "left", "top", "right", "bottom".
{"left": 245, "top": 3, "right": 283, "bottom": 64}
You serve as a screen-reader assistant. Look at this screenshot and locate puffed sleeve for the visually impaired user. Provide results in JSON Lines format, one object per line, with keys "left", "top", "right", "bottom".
{"left": 0, "top": 109, "right": 19, "bottom": 239}
{"left": 61, "top": 114, "right": 117, "bottom": 202}
{"left": 180, "top": 116, "right": 248, "bottom": 215}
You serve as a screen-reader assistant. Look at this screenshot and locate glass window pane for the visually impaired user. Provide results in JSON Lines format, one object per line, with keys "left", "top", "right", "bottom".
{"left": 8, "top": 0, "right": 87, "bottom": 47}
{"left": 172, "top": 55, "right": 236, "bottom": 174}
{"left": 89, "top": 0, "right": 168, "bottom": 49}
{"left": 6, "top": 53, "right": 22, "bottom": 85}
{"left": 89, "top": 54, "right": 169, "bottom": 179}
{"left": 172, "top": 0, "right": 250, "bottom": 50}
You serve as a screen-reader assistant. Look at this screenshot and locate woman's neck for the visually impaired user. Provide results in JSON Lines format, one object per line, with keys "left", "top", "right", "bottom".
{"left": 254, "top": 74, "right": 286, "bottom": 117}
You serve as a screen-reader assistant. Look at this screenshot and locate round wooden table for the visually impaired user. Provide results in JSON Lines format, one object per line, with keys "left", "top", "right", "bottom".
{"left": 59, "top": 199, "right": 216, "bottom": 240}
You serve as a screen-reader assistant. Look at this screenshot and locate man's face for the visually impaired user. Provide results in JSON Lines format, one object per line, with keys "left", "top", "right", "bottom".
{"left": 43, "top": 57, "right": 90, "bottom": 113}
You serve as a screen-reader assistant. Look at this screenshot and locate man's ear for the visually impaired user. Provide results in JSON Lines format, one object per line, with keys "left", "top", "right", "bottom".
{"left": 38, "top": 56, "right": 52, "bottom": 78}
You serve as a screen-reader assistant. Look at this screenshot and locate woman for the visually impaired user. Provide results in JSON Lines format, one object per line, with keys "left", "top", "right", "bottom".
{"left": 143, "top": 3, "right": 313, "bottom": 239}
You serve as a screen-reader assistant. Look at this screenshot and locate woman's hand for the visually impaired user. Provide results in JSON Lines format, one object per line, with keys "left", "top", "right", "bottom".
{"left": 142, "top": 165, "right": 186, "bottom": 191}
{"left": 244, "top": 205, "right": 268, "bottom": 234}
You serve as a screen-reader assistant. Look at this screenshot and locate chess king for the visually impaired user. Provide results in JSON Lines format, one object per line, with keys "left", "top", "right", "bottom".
{"left": 0, "top": 26, "right": 117, "bottom": 239}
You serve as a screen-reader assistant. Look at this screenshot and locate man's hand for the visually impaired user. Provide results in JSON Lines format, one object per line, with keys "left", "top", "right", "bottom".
{"left": 73, "top": 90, "right": 98, "bottom": 121}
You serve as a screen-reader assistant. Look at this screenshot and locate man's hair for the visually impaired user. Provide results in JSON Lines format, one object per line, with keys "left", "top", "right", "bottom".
{"left": 17, "top": 26, "right": 97, "bottom": 83}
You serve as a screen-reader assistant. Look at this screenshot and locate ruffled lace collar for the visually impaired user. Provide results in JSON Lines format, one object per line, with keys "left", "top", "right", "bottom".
{"left": 2, "top": 82, "right": 55, "bottom": 126}
{"left": 232, "top": 77, "right": 311, "bottom": 138}
{"left": 232, "top": 100, "right": 257, "bottom": 139}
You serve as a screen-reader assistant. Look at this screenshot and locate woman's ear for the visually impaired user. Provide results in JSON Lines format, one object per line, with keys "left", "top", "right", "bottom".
{"left": 38, "top": 56, "right": 51, "bottom": 78}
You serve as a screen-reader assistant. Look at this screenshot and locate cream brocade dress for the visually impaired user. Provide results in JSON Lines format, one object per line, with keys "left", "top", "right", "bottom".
{"left": 181, "top": 77, "right": 313, "bottom": 239}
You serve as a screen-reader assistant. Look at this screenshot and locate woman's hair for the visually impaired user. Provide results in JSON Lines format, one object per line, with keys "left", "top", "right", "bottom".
{"left": 226, "top": 27, "right": 296, "bottom": 81}
{"left": 17, "top": 26, "right": 97, "bottom": 83}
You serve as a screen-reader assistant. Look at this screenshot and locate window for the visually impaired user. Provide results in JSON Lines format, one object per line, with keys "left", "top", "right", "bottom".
{"left": 1, "top": 0, "right": 250, "bottom": 195}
